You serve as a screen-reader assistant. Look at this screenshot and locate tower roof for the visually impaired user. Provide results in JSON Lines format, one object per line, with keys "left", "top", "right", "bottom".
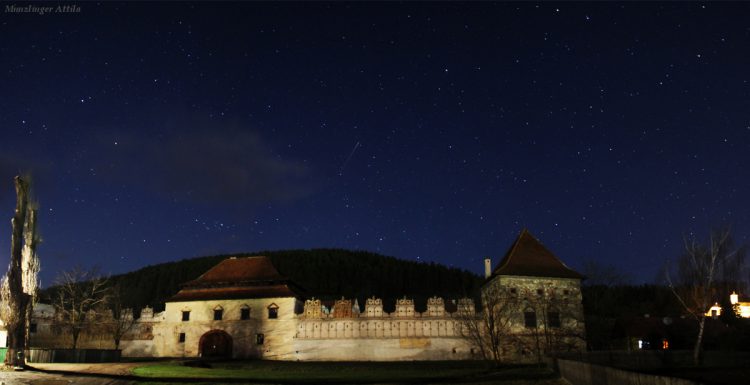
{"left": 490, "top": 229, "right": 583, "bottom": 279}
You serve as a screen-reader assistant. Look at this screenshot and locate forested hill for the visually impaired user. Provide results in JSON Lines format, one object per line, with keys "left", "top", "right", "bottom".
{"left": 61, "top": 249, "right": 484, "bottom": 313}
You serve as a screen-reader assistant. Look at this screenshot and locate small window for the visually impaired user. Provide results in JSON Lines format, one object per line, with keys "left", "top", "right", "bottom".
{"left": 178, "top": 332, "right": 186, "bottom": 343}
{"left": 524, "top": 311, "right": 537, "bottom": 328}
{"left": 268, "top": 304, "right": 278, "bottom": 319}
{"left": 241, "top": 307, "right": 250, "bottom": 320}
{"left": 548, "top": 312, "right": 561, "bottom": 328}
{"left": 182, "top": 311, "right": 190, "bottom": 321}
{"left": 214, "top": 309, "right": 223, "bottom": 321}
{"left": 536, "top": 289, "right": 544, "bottom": 296}
{"left": 256, "top": 333, "right": 265, "bottom": 345}
{"left": 563, "top": 289, "right": 570, "bottom": 295}
{"left": 29, "top": 323, "right": 37, "bottom": 333}
{"left": 509, "top": 288, "right": 517, "bottom": 295}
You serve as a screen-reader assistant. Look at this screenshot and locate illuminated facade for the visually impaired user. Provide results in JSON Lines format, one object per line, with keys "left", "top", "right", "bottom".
{"left": 705, "top": 291, "right": 750, "bottom": 318}
{"left": 2, "top": 230, "right": 586, "bottom": 362}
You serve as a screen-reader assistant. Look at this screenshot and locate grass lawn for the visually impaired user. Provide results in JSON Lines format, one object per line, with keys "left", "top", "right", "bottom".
{"left": 132, "top": 360, "right": 565, "bottom": 384}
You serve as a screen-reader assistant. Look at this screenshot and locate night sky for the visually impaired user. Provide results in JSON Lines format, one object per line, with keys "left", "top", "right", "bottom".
{"left": 1, "top": 3, "right": 749, "bottom": 287}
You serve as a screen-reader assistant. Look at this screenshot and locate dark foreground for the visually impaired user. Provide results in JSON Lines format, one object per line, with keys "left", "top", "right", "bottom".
{"left": 6, "top": 360, "right": 568, "bottom": 385}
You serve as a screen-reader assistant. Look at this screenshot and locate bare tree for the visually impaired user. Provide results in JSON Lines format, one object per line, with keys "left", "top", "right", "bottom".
{"left": 528, "top": 287, "right": 586, "bottom": 359}
{"left": 457, "top": 283, "right": 516, "bottom": 364}
{"left": 581, "top": 259, "right": 631, "bottom": 287}
{"left": 666, "top": 228, "right": 745, "bottom": 366}
{"left": 51, "top": 268, "right": 110, "bottom": 349}
{"left": 0, "top": 176, "right": 39, "bottom": 367}
{"left": 107, "top": 284, "right": 136, "bottom": 350}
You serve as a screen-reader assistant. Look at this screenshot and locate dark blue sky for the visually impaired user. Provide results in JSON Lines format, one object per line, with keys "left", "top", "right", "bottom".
{"left": 1, "top": 2, "right": 749, "bottom": 287}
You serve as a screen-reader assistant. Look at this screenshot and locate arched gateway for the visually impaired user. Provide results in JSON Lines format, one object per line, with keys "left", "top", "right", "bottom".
{"left": 199, "top": 330, "right": 233, "bottom": 358}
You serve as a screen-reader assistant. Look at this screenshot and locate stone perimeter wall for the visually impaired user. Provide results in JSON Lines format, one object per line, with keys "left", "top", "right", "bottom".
{"left": 291, "top": 296, "right": 475, "bottom": 361}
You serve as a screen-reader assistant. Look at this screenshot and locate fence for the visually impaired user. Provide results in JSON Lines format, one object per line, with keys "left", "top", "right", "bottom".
{"left": 556, "top": 350, "right": 750, "bottom": 370}
{"left": 26, "top": 348, "right": 121, "bottom": 363}
{"left": 557, "top": 358, "right": 699, "bottom": 385}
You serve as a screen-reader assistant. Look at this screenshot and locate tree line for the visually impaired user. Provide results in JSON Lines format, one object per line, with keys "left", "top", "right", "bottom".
{"left": 40, "top": 248, "right": 485, "bottom": 314}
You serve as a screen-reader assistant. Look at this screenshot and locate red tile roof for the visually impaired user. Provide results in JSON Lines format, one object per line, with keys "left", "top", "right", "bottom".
{"left": 168, "top": 256, "right": 303, "bottom": 302}
{"left": 183, "top": 256, "right": 285, "bottom": 286}
{"left": 491, "top": 229, "right": 583, "bottom": 279}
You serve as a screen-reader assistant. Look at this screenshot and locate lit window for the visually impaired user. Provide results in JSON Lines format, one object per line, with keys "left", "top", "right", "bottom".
{"left": 178, "top": 333, "right": 186, "bottom": 343}
{"left": 256, "top": 333, "right": 265, "bottom": 345}
{"left": 182, "top": 311, "right": 190, "bottom": 321}
{"left": 524, "top": 311, "right": 537, "bottom": 328}
{"left": 241, "top": 307, "right": 250, "bottom": 320}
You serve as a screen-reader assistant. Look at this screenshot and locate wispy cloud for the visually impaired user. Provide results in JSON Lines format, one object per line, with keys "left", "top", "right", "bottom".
{"left": 90, "top": 123, "right": 319, "bottom": 206}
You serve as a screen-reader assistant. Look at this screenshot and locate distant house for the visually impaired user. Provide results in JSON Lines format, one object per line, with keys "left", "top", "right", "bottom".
{"left": 706, "top": 291, "right": 750, "bottom": 318}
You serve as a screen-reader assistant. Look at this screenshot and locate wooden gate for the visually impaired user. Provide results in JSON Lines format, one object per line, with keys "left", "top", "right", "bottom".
{"left": 199, "top": 330, "right": 232, "bottom": 358}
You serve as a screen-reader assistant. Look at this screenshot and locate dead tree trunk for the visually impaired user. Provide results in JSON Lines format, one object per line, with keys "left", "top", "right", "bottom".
{"left": 22, "top": 208, "right": 39, "bottom": 349}
{"left": 5, "top": 177, "right": 31, "bottom": 367}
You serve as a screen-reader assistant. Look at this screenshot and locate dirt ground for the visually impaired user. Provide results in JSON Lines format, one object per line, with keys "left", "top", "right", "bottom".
{"left": 0, "top": 369, "right": 136, "bottom": 385}
{"left": 28, "top": 362, "right": 146, "bottom": 376}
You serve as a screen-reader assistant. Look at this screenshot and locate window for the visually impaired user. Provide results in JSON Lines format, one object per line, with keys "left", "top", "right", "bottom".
{"left": 29, "top": 323, "right": 37, "bottom": 333}
{"left": 524, "top": 311, "right": 537, "bottom": 328}
{"left": 182, "top": 311, "right": 190, "bottom": 321}
{"left": 178, "top": 333, "right": 186, "bottom": 343}
{"left": 509, "top": 288, "right": 517, "bottom": 295}
{"left": 548, "top": 312, "right": 561, "bottom": 328}
{"left": 268, "top": 304, "right": 278, "bottom": 319}
{"left": 563, "top": 289, "right": 570, "bottom": 295}
{"left": 214, "top": 309, "right": 223, "bottom": 320}
{"left": 256, "top": 333, "right": 265, "bottom": 345}
{"left": 241, "top": 307, "right": 251, "bottom": 320}
{"left": 536, "top": 289, "right": 544, "bottom": 296}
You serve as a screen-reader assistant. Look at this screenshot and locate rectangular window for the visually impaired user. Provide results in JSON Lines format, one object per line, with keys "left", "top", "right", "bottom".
{"left": 178, "top": 333, "right": 186, "bottom": 343}
{"left": 524, "top": 312, "right": 537, "bottom": 328}
{"left": 536, "top": 289, "right": 544, "bottom": 296}
{"left": 509, "top": 288, "right": 517, "bottom": 295}
{"left": 268, "top": 307, "right": 278, "bottom": 319}
{"left": 548, "top": 312, "right": 561, "bottom": 328}
{"left": 563, "top": 289, "right": 570, "bottom": 296}
{"left": 214, "top": 309, "right": 223, "bottom": 321}
{"left": 182, "top": 311, "right": 190, "bottom": 321}
{"left": 241, "top": 308, "right": 250, "bottom": 320}
{"left": 256, "top": 333, "right": 265, "bottom": 345}
{"left": 30, "top": 323, "right": 37, "bottom": 333}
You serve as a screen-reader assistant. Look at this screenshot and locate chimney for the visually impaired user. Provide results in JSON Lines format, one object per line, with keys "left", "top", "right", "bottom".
{"left": 484, "top": 257, "right": 492, "bottom": 278}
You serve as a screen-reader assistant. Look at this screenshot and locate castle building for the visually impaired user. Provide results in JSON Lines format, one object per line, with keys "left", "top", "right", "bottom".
{"left": 482, "top": 229, "right": 586, "bottom": 358}
{"left": 7, "top": 229, "right": 586, "bottom": 362}
{"left": 151, "top": 256, "right": 305, "bottom": 359}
